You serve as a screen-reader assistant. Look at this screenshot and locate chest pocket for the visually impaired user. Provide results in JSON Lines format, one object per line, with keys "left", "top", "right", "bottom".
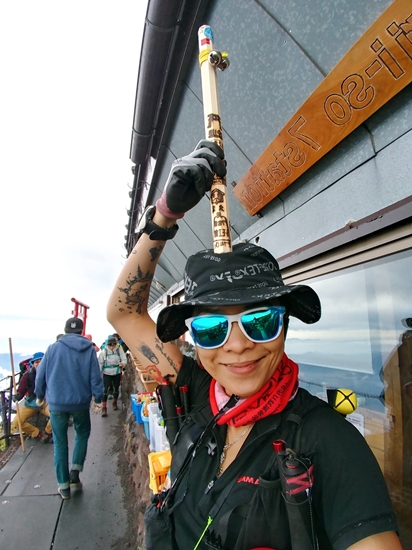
{"left": 207, "top": 393, "right": 330, "bottom": 550}
{"left": 102, "top": 350, "right": 120, "bottom": 369}
{"left": 204, "top": 455, "right": 289, "bottom": 550}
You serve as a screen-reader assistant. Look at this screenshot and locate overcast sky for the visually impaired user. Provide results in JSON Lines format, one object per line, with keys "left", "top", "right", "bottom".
{"left": 0, "top": 1, "right": 148, "bottom": 360}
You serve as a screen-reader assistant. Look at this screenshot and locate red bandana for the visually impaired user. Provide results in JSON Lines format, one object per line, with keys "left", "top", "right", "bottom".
{"left": 209, "top": 353, "right": 299, "bottom": 427}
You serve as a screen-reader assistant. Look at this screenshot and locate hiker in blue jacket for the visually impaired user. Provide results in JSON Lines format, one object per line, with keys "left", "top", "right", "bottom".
{"left": 35, "top": 317, "right": 104, "bottom": 500}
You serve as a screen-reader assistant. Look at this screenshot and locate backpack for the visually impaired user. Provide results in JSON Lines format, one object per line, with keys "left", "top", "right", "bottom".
{"left": 18, "top": 358, "right": 32, "bottom": 382}
{"left": 146, "top": 390, "right": 331, "bottom": 550}
{"left": 23, "top": 369, "right": 42, "bottom": 409}
{"left": 102, "top": 347, "right": 121, "bottom": 373}
{"left": 229, "top": 390, "right": 330, "bottom": 550}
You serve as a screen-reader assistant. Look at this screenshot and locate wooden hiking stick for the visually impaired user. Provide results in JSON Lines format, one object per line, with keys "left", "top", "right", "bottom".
{"left": 198, "top": 25, "right": 232, "bottom": 253}
{"left": 8, "top": 337, "right": 25, "bottom": 451}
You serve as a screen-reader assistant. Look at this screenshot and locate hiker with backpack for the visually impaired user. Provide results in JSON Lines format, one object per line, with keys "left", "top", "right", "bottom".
{"left": 11, "top": 352, "right": 53, "bottom": 443}
{"left": 18, "top": 357, "right": 32, "bottom": 382}
{"left": 107, "top": 141, "right": 402, "bottom": 549}
{"left": 98, "top": 336, "right": 126, "bottom": 416}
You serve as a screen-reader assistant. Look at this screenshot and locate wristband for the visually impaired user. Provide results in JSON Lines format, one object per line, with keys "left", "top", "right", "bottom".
{"left": 156, "top": 196, "right": 185, "bottom": 220}
{"left": 137, "top": 205, "right": 179, "bottom": 241}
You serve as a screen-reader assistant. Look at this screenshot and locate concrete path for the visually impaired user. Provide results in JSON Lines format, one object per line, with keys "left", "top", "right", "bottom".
{"left": 0, "top": 402, "right": 129, "bottom": 550}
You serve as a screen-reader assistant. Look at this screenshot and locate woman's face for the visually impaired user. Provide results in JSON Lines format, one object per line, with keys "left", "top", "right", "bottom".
{"left": 195, "top": 304, "right": 285, "bottom": 398}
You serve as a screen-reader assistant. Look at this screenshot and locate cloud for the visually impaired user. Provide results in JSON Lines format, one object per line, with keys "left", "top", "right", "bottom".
{"left": 0, "top": 0, "right": 148, "bottom": 354}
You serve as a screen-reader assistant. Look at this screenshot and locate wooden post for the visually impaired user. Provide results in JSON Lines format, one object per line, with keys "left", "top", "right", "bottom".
{"left": 8, "top": 338, "right": 25, "bottom": 451}
{"left": 198, "top": 25, "right": 232, "bottom": 253}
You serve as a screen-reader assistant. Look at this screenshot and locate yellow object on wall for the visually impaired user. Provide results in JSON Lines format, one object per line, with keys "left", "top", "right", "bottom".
{"left": 148, "top": 450, "right": 172, "bottom": 493}
{"left": 327, "top": 388, "right": 358, "bottom": 415}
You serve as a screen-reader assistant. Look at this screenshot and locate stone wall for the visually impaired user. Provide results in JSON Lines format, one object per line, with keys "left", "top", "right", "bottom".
{"left": 121, "top": 354, "right": 152, "bottom": 547}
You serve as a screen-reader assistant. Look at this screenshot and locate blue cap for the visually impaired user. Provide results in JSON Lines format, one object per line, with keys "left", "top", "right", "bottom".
{"left": 30, "top": 352, "right": 44, "bottom": 366}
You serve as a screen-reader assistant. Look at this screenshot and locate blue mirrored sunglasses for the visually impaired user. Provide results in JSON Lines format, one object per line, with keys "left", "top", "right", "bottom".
{"left": 185, "top": 306, "right": 286, "bottom": 349}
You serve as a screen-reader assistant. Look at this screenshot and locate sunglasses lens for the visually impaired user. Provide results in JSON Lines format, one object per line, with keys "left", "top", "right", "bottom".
{"left": 188, "top": 307, "right": 285, "bottom": 349}
{"left": 241, "top": 308, "right": 282, "bottom": 341}
{"left": 190, "top": 316, "right": 229, "bottom": 348}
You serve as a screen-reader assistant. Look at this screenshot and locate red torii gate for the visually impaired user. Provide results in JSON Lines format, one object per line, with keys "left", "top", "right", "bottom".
{"left": 71, "top": 298, "right": 89, "bottom": 336}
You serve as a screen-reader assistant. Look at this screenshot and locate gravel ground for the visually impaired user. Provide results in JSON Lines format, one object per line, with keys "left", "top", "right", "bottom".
{"left": 0, "top": 436, "right": 21, "bottom": 469}
{"left": 111, "top": 407, "right": 140, "bottom": 549}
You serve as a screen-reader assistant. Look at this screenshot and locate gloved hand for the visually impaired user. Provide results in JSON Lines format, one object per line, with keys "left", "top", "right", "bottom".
{"left": 12, "top": 394, "right": 19, "bottom": 403}
{"left": 36, "top": 398, "right": 45, "bottom": 407}
{"left": 156, "top": 140, "right": 226, "bottom": 219}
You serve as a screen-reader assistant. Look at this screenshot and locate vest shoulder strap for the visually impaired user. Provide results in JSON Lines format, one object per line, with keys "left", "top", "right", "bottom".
{"left": 284, "top": 389, "right": 331, "bottom": 452}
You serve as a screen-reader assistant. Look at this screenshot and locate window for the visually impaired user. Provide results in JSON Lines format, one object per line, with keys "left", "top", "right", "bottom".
{"left": 286, "top": 248, "right": 412, "bottom": 412}
{"left": 284, "top": 242, "right": 412, "bottom": 546}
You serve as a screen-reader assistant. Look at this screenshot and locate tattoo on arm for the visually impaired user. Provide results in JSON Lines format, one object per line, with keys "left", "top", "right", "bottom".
{"left": 146, "top": 365, "right": 164, "bottom": 384}
{"left": 140, "top": 344, "right": 159, "bottom": 365}
{"left": 131, "top": 244, "right": 162, "bottom": 261}
{"left": 137, "top": 340, "right": 181, "bottom": 379}
{"left": 137, "top": 343, "right": 163, "bottom": 383}
{"left": 149, "top": 246, "right": 162, "bottom": 262}
{"left": 155, "top": 338, "right": 181, "bottom": 376}
{"left": 146, "top": 366, "right": 176, "bottom": 384}
{"left": 118, "top": 266, "right": 153, "bottom": 314}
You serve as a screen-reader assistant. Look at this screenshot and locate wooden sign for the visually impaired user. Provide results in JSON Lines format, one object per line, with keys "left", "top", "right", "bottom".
{"left": 233, "top": 0, "right": 412, "bottom": 216}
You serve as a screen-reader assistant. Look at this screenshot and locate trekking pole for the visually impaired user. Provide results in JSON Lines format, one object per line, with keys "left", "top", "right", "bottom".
{"left": 156, "top": 376, "right": 180, "bottom": 447}
{"left": 179, "top": 385, "right": 190, "bottom": 417}
{"left": 9, "top": 338, "right": 25, "bottom": 451}
{"left": 273, "top": 440, "right": 318, "bottom": 549}
{"left": 198, "top": 25, "right": 232, "bottom": 253}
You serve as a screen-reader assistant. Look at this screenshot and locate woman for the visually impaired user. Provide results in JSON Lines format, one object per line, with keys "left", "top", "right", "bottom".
{"left": 107, "top": 141, "right": 402, "bottom": 549}
{"left": 98, "top": 336, "right": 126, "bottom": 416}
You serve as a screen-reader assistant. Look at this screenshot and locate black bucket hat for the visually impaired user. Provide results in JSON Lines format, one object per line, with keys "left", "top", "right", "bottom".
{"left": 157, "top": 242, "right": 321, "bottom": 342}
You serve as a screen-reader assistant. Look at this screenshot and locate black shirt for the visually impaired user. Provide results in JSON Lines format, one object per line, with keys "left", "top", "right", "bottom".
{"left": 167, "top": 356, "right": 398, "bottom": 550}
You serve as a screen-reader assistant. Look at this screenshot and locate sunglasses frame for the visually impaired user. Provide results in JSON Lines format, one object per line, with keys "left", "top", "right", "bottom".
{"left": 185, "top": 306, "right": 286, "bottom": 349}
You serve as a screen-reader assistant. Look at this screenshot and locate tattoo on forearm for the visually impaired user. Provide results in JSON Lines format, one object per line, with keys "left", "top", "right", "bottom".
{"left": 149, "top": 246, "right": 162, "bottom": 262}
{"left": 137, "top": 340, "right": 180, "bottom": 380}
{"left": 140, "top": 344, "right": 159, "bottom": 365}
{"left": 131, "top": 244, "right": 162, "bottom": 260}
{"left": 138, "top": 344, "right": 163, "bottom": 382}
{"left": 118, "top": 266, "right": 153, "bottom": 314}
{"left": 146, "top": 365, "right": 164, "bottom": 384}
{"left": 155, "top": 338, "right": 180, "bottom": 376}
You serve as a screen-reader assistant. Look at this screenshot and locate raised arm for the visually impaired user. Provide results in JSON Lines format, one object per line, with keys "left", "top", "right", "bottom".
{"left": 107, "top": 140, "right": 226, "bottom": 386}
{"left": 107, "top": 210, "right": 183, "bottom": 384}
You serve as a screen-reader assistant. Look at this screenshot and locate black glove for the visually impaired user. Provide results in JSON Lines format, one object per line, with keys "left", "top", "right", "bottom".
{"left": 12, "top": 394, "right": 19, "bottom": 403}
{"left": 156, "top": 140, "right": 226, "bottom": 219}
